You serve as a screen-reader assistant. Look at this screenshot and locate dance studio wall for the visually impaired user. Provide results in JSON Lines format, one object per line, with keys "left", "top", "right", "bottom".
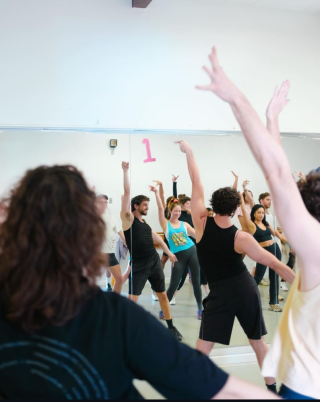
{"left": 0, "top": 0, "right": 320, "bottom": 132}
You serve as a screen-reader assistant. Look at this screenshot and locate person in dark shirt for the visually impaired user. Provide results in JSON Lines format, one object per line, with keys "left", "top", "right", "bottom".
{"left": 176, "top": 140, "right": 295, "bottom": 394}
{"left": 120, "top": 162, "right": 183, "bottom": 341}
{"left": 0, "top": 164, "right": 278, "bottom": 399}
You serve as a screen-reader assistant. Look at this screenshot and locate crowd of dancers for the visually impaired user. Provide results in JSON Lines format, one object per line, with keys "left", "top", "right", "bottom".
{"left": 0, "top": 47, "right": 319, "bottom": 399}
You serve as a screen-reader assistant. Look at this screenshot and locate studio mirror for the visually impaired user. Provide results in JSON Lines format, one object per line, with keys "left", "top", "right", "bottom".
{"left": 0, "top": 129, "right": 131, "bottom": 297}
{"left": 128, "top": 131, "right": 320, "bottom": 351}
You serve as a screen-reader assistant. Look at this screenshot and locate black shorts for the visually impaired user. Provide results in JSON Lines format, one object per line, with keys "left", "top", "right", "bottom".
{"left": 128, "top": 253, "right": 165, "bottom": 296}
{"left": 200, "top": 270, "right": 267, "bottom": 345}
{"left": 107, "top": 253, "right": 119, "bottom": 267}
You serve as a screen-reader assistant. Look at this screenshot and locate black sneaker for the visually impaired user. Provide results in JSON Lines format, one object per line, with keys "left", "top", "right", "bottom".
{"left": 169, "top": 326, "right": 183, "bottom": 342}
{"left": 106, "top": 284, "right": 112, "bottom": 292}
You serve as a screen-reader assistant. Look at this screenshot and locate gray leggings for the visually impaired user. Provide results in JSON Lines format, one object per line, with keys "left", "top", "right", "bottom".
{"left": 167, "top": 245, "right": 202, "bottom": 309}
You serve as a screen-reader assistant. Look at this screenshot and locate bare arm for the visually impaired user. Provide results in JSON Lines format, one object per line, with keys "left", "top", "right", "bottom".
{"left": 117, "top": 230, "right": 127, "bottom": 246}
{"left": 235, "top": 231, "right": 295, "bottom": 284}
{"left": 184, "top": 222, "right": 196, "bottom": 238}
{"left": 196, "top": 47, "right": 320, "bottom": 291}
{"left": 149, "top": 185, "right": 167, "bottom": 232}
{"left": 231, "top": 171, "right": 238, "bottom": 190}
{"left": 151, "top": 230, "right": 178, "bottom": 265}
{"left": 212, "top": 375, "right": 280, "bottom": 400}
{"left": 239, "top": 193, "right": 256, "bottom": 234}
{"left": 175, "top": 141, "right": 208, "bottom": 242}
{"left": 172, "top": 174, "right": 179, "bottom": 198}
{"left": 268, "top": 223, "right": 289, "bottom": 244}
{"left": 152, "top": 180, "right": 165, "bottom": 209}
{"left": 242, "top": 180, "right": 254, "bottom": 209}
{"left": 120, "top": 162, "right": 134, "bottom": 231}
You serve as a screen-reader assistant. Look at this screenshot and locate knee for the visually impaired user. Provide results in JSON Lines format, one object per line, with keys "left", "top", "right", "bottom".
{"left": 249, "top": 338, "right": 266, "bottom": 351}
{"left": 113, "top": 274, "right": 124, "bottom": 284}
{"left": 156, "top": 292, "right": 168, "bottom": 301}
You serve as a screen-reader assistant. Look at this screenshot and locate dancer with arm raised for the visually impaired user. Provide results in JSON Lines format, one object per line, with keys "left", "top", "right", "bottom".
{"left": 196, "top": 46, "right": 320, "bottom": 399}
{"left": 176, "top": 140, "right": 295, "bottom": 393}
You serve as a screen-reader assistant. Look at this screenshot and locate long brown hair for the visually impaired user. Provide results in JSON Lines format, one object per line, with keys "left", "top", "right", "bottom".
{"left": 167, "top": 197, "right": 181, "bottom": 219}
{"left": 0, "top": 165, "right": 106, "bottom": 332}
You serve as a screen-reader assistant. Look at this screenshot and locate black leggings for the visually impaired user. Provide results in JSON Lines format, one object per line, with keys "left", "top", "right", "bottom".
{"left": 254, "top": 243, "right": 281, "bottom": 305}
{"left": 167, "top": 246, "right": 202, "bottom": 309}
{"left": 176, "top": 265, "right": 207, "bottom": 291}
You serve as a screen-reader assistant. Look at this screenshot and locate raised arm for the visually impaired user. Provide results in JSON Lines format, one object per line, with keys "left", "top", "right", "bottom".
{"left": 242, "top": 180, "right": 254, "bottom": 208}
{"left": 196, "top": 47, "right": 320, "bottom": 291}
{"left": 172, "top": 174, "right": 179, "bottom": 198}
{"left": 239, "top": 193, "right": 256, "bottom": 234}
{"left": 231, "top": 171, "right": 238, "bottom": 190}
{"left": 120, "top": 162, "right": 133, "bottom": 231}
{"left": 152, "top": 180, "right": 165, "bottom": 209}
{"left": 149, "top": 185, "right": 167, "bottom": 232}
{"left": 175, "top": 141, "right": 208, "bottom": 240}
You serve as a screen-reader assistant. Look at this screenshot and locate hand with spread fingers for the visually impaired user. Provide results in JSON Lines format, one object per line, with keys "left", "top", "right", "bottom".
{"left": 195, "top": 47, "right": 240, "bottom": 103}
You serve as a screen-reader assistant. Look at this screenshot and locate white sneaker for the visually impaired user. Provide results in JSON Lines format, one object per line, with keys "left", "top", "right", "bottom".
{"left": 170, "top": 297, "right": 176, "bottom": 305}
{"left": 152, "top": 292, "right": 159, "bottom": 301}
{"left": 260, "top": 279, "right": 269, "bottom": 286}
{"left": 280, "top": 282, "right": 288, "bottom": 291}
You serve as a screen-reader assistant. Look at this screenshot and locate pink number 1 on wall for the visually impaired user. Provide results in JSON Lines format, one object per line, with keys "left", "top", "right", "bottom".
{"left": 142, "top": 138, "right": 156, "bottom": 163}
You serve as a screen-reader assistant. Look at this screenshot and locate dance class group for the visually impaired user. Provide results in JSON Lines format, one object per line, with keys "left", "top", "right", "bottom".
{"left": 0, "top": 47, "right": 319, "bottom": 400}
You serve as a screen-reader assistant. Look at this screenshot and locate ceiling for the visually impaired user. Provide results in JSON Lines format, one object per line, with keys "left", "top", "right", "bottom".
{"left": 209, "top": 0, "right": 320, "bottom": 12}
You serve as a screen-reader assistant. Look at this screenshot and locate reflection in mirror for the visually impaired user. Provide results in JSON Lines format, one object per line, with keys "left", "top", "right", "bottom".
{"left": 0, "top": 129, "right": 131, "bottom": 296}
{"left": 127, "top": 133, "right": 320, "bottom": 350}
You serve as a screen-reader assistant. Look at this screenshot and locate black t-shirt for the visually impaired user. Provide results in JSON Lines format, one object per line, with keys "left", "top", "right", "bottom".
{"left": 124, "top": 217, "right": 157, "bottom": 264}
{"left": 0, "top": 290, "right": 228, "bottom": 399}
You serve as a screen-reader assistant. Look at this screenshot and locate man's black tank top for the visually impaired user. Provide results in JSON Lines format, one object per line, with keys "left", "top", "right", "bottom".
{"left": 124, "top": 217, "right": 156, "bottom": 263}
{"left": 196, "top": 217, "right": 247, "bottom": 284}
{"left": 253, "top": 223, "right": 272, "bottom": 243}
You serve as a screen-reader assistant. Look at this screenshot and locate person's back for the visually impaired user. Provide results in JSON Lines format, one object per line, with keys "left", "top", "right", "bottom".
{"left": 196, "top": 216, "right": 247, "bottom": 284}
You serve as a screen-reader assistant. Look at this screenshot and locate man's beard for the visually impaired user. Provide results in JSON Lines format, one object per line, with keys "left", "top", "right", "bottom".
{"left": 140, "top": 209, "right": 147, "bottom": 216}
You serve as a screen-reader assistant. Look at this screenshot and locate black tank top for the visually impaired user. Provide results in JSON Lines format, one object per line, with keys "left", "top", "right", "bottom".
{"left": 196, "top": 217, "right": 247, "bottom": 283}
{"left": 124, "top": 217, "right": 156, "bottom": 263}
{"left": 253, "top": 223, "right": 272, "bottom": 243}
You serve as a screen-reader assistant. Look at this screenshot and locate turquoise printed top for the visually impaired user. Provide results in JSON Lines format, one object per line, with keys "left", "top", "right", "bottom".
{"left": 165, "top": 221, "right": 194, "bottom": 254}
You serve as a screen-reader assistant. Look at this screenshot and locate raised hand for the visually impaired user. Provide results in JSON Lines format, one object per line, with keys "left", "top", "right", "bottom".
{"left": 152, "top": 180, "right": 162, "bottom": 186}
{"left": 148, "top": 185, "right": 158, "bottom": 193}
{"left": 172, "top": 174, "right": 180, "bottom": 182}
{"left": 242, "top": 180, "right": 250, "bottom": 189}
{"left": 121, "top": 161, "right": 129, "bottom": 171}
{"left": 168, "top": 252, "right": 178, "bottom": 266}
{"left": 266, "top": 80, "right": 290, "bottom": 119}
{"left": 231, "top": 171, "right": 238, "bottom": 178}
{"left": 294, "top": 171, "right": 306, "bottom": 181}
{"left": 174, "top": 140, "right": 193, "bottom": 154}
{"left": 196, "top": 47, "right": 240, "bottom": 103}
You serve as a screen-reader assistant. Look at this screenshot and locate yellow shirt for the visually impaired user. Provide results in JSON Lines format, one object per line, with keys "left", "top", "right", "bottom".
{"left": 262, "top": 271, "right": 320, "bottom": 399}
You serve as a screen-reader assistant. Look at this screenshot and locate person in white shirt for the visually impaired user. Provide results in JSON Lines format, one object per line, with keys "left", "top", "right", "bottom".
{"left": 95, "top": 194, "right": 130, "bottom": 293}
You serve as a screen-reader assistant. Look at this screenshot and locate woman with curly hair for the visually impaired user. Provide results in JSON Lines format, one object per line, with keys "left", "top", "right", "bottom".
{"left": 176, "top": 140, "right": 295, "bottom": 394}
{"left": 0, "top": 164, "right": 260, "bottom": 400}
{"left": 149, "top": 185, "right": 203, "bottom": 320}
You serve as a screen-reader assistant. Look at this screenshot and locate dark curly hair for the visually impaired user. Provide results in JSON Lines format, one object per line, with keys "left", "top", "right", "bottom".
{"left": 297, "top": 173, "right": 320, "bottom": 222}
{"left": 250, "top": 204, "right": 269, "bottom": 227}
{"left": 131, "top": 195, "right": 150, "bottom": 212}
{"left": 209, "top": 187, "right": 240, "bottom": 216}
{"left": 0, "top": 165, "right": 106, "bottom": 333}
{"left": 178, "top": 194, "right": 191, "bottom": 205}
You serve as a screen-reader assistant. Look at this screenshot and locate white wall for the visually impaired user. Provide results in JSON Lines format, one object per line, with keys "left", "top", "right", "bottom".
{"left": 0, "top": 0, "right": 320, "bottom": 132}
